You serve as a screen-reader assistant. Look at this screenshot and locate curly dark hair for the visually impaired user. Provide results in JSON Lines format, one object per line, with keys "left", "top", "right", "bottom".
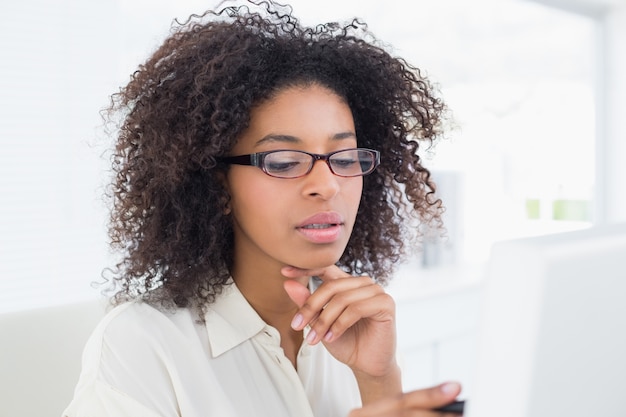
{"left": 104, "top": 0, "right": 445, "bottom": 309}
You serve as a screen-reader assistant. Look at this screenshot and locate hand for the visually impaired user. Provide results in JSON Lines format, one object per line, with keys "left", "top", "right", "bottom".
{"left": 282, "top": 265, "right": 397, "bottom": 379}
{"left": 348, "top": 382, "right": 463, "bottom": 417}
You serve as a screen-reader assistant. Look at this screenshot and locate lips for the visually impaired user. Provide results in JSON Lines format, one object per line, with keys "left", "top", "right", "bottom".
{"left": 297, "top": 212, "right": 344, "bottom": 229}
{"left": 296, "top": 212, "right": 344, "bottom": 243}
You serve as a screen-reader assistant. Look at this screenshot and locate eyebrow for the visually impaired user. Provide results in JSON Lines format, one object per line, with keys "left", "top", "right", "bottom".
{"left": 255, "top": 132, "right": 357, "bottom": 147}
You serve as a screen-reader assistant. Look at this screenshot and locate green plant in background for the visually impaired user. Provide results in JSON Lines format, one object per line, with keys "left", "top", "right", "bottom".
{"left": 525, "top": 199, "right": 591, "bottom": 221}
{"left": 526, "top": 199, "right": 541, "bottom": 220}
{"left": 553, "top": 199, "right": 591, "bottom": 221}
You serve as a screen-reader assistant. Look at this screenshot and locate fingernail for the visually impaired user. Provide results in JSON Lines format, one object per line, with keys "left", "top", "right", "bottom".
{"left": 291, "top": 314, "right": 303, "bottom": 329}
{"left": 323, "top": 330, "right": 333, "bottom": 342}
{"left": 306, "top": 329, "right": 317, "bottom": 344}
{"left": 441, "top": 382, "right": 460, "bottom": 395}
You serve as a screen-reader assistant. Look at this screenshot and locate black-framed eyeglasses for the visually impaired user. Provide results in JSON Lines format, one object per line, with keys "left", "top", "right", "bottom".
{"left": 218, "top": 148, "right": 380, "bottom": 179}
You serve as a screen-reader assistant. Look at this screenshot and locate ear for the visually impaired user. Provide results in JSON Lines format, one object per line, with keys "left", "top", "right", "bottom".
{"left": 219, "top": 197, "right": 231, "bottom": 215}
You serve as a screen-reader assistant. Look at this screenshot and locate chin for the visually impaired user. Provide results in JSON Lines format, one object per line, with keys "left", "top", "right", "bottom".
{"left": 290, "top": 252, "right": 344, "bottom": 271}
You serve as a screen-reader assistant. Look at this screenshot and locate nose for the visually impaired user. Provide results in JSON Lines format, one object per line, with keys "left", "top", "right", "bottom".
{"left": 301, "top": 159, "right": 341, "bottom": 200}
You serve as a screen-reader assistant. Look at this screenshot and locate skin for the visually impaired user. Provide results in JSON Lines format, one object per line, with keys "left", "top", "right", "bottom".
{"left": 226, "top": 83, "right": 364, "bottom": 369}
{"left": 226, "top": 84, "right": 462, "bottom": 414}
{"left": 347, "top": 383, "right": 462, "bottom": 417}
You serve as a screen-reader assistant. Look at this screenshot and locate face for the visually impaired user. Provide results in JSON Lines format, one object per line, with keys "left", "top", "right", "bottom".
{"left": 226, "top": 84, "right": 363, "bottom": 273}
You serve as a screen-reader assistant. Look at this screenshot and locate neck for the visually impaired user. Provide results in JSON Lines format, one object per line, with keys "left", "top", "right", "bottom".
{"left": 232, "top": 262, "right": 306, "bottom": 368}
{"left": 231, "top": 260, "right": 306, "bottom": 330}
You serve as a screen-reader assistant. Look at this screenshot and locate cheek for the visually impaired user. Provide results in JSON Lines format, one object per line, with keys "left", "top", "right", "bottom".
{"left": 338, "top": 179, "right": 364, "bottom": 235}
{"left": 348, "top": 179, "right": 364, "bottom": 213}
{"left": 228, "top": 173, "right": 283, "bottom": 223}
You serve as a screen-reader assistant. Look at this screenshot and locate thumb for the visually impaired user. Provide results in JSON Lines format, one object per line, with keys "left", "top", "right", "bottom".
{"left": 283, "top": 279, "right": 311, "bottom": 308}
{"left": 402, "top": 382, "right": 462, "bottom": 409}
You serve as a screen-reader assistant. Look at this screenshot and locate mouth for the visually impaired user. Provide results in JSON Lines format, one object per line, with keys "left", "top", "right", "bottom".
{"left": 296, "top": 212, "right": 344, "bottom": 243}
{"left": 299, "top": 223, "right": 340, "bottom": 229}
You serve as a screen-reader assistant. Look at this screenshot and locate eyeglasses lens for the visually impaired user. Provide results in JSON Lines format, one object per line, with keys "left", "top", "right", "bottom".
{"left": 329, "top": 150, "right": 373, "bottom": 177}
{"left": 263, "top": 149, "right": 376, "bottom": 178}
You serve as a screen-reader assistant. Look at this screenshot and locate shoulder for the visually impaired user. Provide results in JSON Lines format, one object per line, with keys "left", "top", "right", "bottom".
{"left": 99, "top": 302, "right": 189, "bottom": 334}
{"left": 81, "top": 302, "right": 201, "bottom": 368}
{"left": 67, "top": 303, "right": 201, "bottom": 416}
{"left": 76, "top": 302, "right": 205, "bottom": 391}
{"left": 93, "top": 303, "right": 176, "bottom": 340}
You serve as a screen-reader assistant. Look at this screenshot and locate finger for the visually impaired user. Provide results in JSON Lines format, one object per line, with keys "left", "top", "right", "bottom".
{"left": 281, "top": 264, "right": 351, "bottom": 281}
{"left": 397, "top": 383, "right": 462, "bottom": 410}
{"left": 281, "top": 265, "right": 324, "bottom": 279}
{"left": 295, "top": 276, "right": 376, "bottom": 332}
{"left": 308, "top": 289, "right": 392, "bottom": 344}
{"left": 283, "top": 279, "right": 311, "bottom": 308}
{"left": 347, "top": 383, "right": 462, "bottom": 417}
{"left": 284, "top": 280, "right": 324, "bottom": 332}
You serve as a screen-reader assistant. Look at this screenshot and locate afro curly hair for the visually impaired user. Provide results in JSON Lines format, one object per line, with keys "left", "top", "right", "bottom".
{"left": 104, "top": 0, "right": 446, "bottom": 310}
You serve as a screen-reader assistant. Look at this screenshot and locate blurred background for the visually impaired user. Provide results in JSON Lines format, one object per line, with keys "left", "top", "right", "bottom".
{"left": 1, "top": 0, "right": 624, "bottom": 399}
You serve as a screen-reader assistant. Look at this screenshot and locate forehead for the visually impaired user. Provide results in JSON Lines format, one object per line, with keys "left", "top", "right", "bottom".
{"left": 233, "top": 85, "right": 356, "bottom": 152}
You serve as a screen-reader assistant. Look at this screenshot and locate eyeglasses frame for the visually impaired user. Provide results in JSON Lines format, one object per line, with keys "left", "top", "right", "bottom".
{"left": 218, "top": 148, "right": 381, "bottom": 179}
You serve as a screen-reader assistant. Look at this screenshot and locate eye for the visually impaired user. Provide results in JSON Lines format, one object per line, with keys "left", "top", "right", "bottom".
{"left": 330, "top": 151, "right": 362, "bottom": 173}
{"left": 265, "top": 160, "right": 302, "bottom": 173}
{"left": 331, "top": 157, "right": 358, "bottom": 168}
{"left": 263, "top": 151, "right": 309, "bottom": 174}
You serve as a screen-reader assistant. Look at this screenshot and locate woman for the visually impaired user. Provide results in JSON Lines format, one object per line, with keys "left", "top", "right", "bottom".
{"left": 64, "top": 1, "right": 462, "bottom": 416}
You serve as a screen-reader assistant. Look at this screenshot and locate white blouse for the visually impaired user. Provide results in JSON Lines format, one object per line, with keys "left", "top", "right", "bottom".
{"left": 62, "top": 281, "right": 362, "bottom": 417}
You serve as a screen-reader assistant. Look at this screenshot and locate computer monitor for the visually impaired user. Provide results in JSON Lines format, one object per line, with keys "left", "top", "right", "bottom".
{"left": 465, "top": 223, "right": 626, "bottom": 417}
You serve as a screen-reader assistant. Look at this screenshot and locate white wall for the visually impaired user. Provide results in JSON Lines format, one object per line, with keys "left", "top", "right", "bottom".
{"left": 0, "top": 0, "right": 618, "bottom": 313}
{"left": 600, "top": 5, "right": 626, "bottom": 223}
